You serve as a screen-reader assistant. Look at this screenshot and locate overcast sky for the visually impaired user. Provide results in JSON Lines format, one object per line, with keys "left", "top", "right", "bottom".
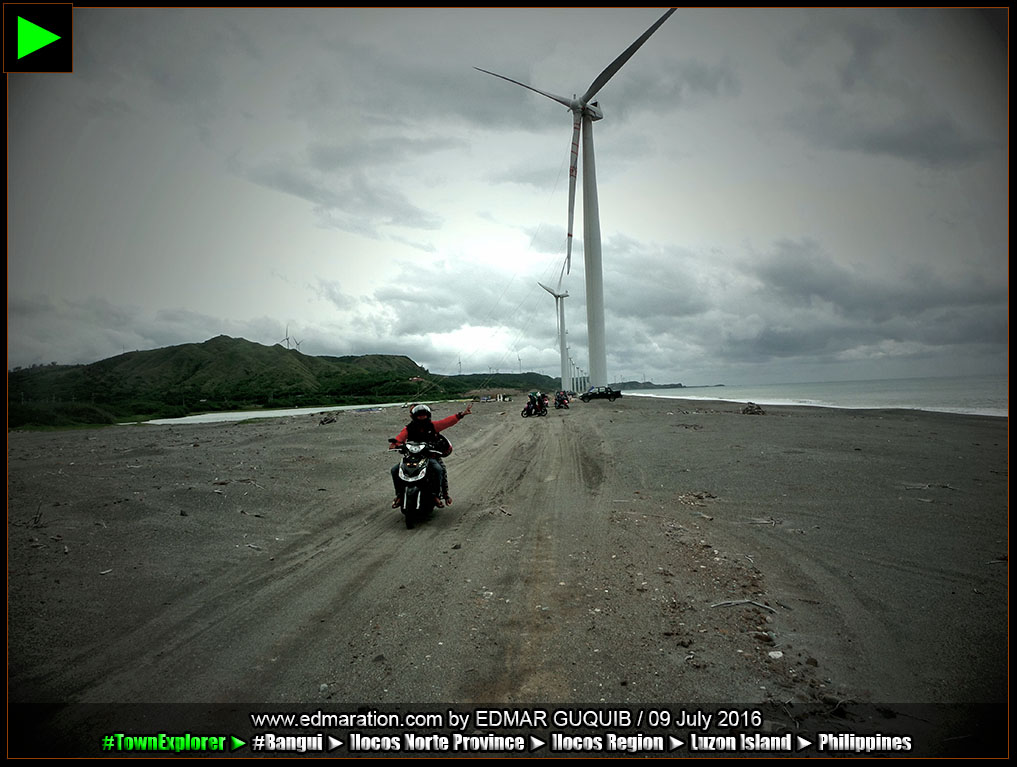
{"left": 7, "top": 8, "right": 1008, "bottom": 385}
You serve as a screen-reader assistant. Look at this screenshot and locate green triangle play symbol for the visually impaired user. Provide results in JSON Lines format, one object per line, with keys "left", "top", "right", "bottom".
{"left": 18, "top": 16, "right": 61, "bottom": 59}
{"left": 229, "top": 736, "right": 246, "bottom": 751}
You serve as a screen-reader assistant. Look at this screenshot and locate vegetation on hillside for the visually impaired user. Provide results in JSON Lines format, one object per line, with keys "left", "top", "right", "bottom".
{"left": 8, "top": 336, "right": 557, "bottom": 428}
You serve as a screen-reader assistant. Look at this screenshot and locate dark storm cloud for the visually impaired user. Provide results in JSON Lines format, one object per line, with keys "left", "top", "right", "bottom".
{"left": 676, "top": 237, "right": 1011, "bottom": 365}
{"left": 9, "top": 296, "right": 149, "bottom": 365}
{"left": 561, "top": 233, "right": 1007, "bottom": 375}
{"left": 784, "top": 103, "right": 995, "bottom": 169}
{"left": 750, "top": 239, "right": 1006, "bottom": 323}
{"left": 779, "top": 12, "right": 1000, "bottom": 168}
{"left": 9, "top": 297, "right": 201, "bottom": 366}
{"left": 720, "top": 320, "right": 876, "bottom": 362}
{"left": 905, "top": 305, "right": 1007, "bottom": 348}
{"left": 714, "top": 307, "right": 1006, "bottom": 368}
{"left": 779, "top": 16, "right": 888, "bottom": 91}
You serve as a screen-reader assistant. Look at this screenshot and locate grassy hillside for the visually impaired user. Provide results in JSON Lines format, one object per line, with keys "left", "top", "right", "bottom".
{"left": 8, "top": 336, "right": 428, "bottom": 427}
{"left": 7, "top": 336, "right": 559, "bottom": 428}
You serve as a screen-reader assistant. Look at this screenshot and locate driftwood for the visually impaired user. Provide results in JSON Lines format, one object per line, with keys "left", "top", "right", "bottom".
{"left": 710, "top": 599, "right": 777, "bottom": 614}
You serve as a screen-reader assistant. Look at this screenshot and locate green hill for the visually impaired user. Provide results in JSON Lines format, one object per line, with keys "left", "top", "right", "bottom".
{"left": 8, "top": 336, "right": 430, "bottom": 427}
{"left": 7, "top": 336, "right": 560, "bottom": 428}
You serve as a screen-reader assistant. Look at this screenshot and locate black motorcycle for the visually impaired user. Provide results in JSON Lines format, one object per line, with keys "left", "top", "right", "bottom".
{"left": 390, "top": 439, "right": 446, "bottom": 529}
{"left": 554, "top": 392, "right": 569, "bottom": 409}
{"left": 521, "top": 400, "right": 548, "bottom": 418}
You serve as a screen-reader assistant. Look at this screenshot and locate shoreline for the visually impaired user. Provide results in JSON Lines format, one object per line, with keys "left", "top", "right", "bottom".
{"left": 625, "top": 391, "right": 1008, "bottom": 419}
{"left": 118, "top": 390, "right": 1008, "bottom": 427}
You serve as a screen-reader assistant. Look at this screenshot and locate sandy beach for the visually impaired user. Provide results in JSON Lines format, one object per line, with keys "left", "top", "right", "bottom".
{"left": 8, "top": 397, "right": 1008, "bottom": 757}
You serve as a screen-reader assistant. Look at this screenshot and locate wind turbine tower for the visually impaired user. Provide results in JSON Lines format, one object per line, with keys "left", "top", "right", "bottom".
{"left": 477, "top": 8, "right": 675, "bottom": 387}
{"left": 538, "top": 270, "right": 572, "bottom": 393}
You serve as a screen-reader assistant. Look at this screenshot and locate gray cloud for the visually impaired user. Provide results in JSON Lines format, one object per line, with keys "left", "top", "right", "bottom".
{"left": 784, "top": 101, "right": 996, "bottom": 169}
{"left": 315, "top": 280, "right": 359, "bottom": 311}
{"left": 750, "top": 239, "right": 1006, "bottom": 322}
{"left": 612, "top": 58, "right": 741, "bottom": 119}
{"left": 238, "top": 159, "right": 442, "bottom": 237}
{"left": 606, "top": 237, "right": 714, "bottom": 325}
{"left": 779, "top": 16, "right": 889, "bottom": 91}
{"left": 307, "top": 136, "right": 467, "bottom": 172}
{"left": 779, "top": 12, "right": 1000, "bottom": 168}
{"left": 660, "top": 238, "right": 1010, "bottom": 369}
{"left": 7, "top": 9, "right": 1007, "bottom": 389}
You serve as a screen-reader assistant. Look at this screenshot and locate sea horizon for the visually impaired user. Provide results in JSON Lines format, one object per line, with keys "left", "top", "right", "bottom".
{"left": 626, "top": 373, "right": 1007, "bottom": 418}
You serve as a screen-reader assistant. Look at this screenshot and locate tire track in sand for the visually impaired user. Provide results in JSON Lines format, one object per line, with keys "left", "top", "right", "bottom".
{"left": 453, "top": 412, "right": 610, "bottom": 703}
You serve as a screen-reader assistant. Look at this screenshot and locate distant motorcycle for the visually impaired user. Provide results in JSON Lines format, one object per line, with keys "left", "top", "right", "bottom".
{"left": 389, "top": 439, "right": 447, "bottom": 529}
{"left": 521, "top": 400, "right": 548, "bottom": 418}
{"left": 554, "top": 392, "right": 569, "bottom": 409}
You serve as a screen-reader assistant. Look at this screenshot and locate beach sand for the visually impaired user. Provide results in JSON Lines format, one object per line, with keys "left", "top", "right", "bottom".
{"left": 8, "top": 397, "right": 1008, "bottom": 756}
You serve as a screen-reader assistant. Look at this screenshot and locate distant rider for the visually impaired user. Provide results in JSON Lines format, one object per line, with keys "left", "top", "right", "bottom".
{"left": 389, "top": 403, "right": 472, "bottom": 508}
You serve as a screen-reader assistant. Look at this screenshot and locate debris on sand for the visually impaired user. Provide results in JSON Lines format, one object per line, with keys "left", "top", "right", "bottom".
{"left": 711, "top": 599, "right": 777, "bottom": 614}
{"left": 742, "top": 402, "right": 766, "bottom": 415}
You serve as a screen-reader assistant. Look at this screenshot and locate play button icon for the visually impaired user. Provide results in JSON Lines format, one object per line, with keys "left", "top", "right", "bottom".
{"left": 4, "top": 4, "right": 73, "bottom": 73}
{"left": 18, "top": 16, "right": 61, "bottom": 59}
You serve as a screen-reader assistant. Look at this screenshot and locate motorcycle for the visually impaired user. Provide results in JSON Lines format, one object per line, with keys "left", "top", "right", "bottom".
{"left": 521, "top": 400, "right": 548, "bottom": 418}
{"left": 554, "top": 392, "right": 569, "bottom": 409}
{"left": 389, "top": 438, "right": 448, "bottom": 529}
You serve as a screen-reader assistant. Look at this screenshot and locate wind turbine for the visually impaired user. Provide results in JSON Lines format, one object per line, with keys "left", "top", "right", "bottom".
{"left": 538, "top": 256, "right": 572, "bottom": 393}
{"left": 279, "top": 324, "right": 292, "bottom": 350}
{"left": 476, "top": 8, "right": 675, "bottom": 387}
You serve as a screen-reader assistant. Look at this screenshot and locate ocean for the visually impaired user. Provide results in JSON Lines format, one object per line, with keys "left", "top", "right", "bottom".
{"left": 626, "top": 374, "right": 1008, "bottom": 418}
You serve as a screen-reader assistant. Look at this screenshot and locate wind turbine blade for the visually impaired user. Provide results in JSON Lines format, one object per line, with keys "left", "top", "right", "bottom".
{"left": 565, "top": 112, "right": 581, "bottom": 275}
{"left": 474, "top": 67, "right": 573, "bottom": 109}
{"left": 580, "top": 8, "right": 676, "bottom": 104}
{"left": 538, "top": 281, "right": 556, "bottom": 296}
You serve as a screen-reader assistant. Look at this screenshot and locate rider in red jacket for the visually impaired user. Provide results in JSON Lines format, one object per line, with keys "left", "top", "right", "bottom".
{"left": 391, "top": 403, "right": 471, "bottom": 447}
{"left": 390, "top": 402, "right": 472, "bottom": 507}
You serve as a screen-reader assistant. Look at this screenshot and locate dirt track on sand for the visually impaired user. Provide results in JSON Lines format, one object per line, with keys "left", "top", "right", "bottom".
{"left": 8, "top": 398, "right": 1008, "bottom": 756}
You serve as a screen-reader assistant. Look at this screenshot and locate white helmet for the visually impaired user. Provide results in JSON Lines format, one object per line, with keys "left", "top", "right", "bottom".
{"left": 410, "top": 404, "right": 432, "bottom": 418}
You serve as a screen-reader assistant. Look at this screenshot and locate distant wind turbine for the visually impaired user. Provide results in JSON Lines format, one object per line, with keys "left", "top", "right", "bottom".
{"left": 279, "top": 324, "right": 292, "bottom": 349}
{"left": 538, "top": 257, "right": 572, "bottom": 393}
{"left": 476, "top": 8, "right": 675, "bottom": 387}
